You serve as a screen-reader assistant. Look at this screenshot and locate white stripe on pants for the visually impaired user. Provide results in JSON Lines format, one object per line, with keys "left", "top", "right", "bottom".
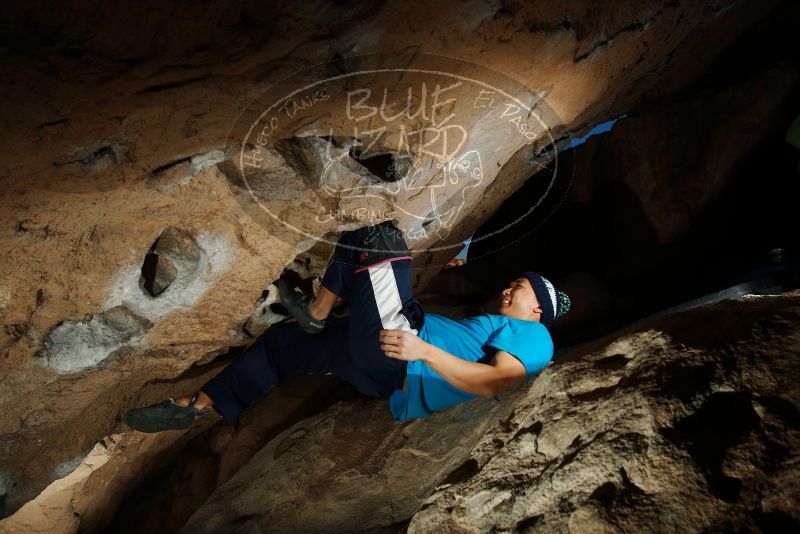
{"left": 366, "top": 262, "right": 418, "bottom": 336}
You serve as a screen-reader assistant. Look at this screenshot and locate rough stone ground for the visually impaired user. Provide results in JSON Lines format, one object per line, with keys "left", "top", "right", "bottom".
{"left": 410, "top": 294, "right": 800, "bottom": 532}
{"left": 175, "top": 292, "right": 800, "bottom": 533}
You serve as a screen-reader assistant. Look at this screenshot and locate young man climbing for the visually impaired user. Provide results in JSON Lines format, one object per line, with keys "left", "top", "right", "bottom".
{"left": 123, "top": 221, "right": 571, "bottom": 431}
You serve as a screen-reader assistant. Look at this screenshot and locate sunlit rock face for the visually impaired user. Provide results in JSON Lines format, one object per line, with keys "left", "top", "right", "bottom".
{"left": 0, "top": 0, "right": 786, "bottom": 526}
{"left": 178, "top": 292, "right": 800, "bottom": 533}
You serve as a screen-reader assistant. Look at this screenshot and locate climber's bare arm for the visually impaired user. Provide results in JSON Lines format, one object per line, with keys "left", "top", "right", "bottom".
{"left": 379, "top": 330, "right": 526, "bottom": 398}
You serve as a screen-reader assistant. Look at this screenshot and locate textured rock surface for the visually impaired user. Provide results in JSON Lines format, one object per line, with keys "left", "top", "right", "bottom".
{"left": 410, "top": 293, "right": 800, "bottom": 532}
{"left": 39, "top": 304, "right": 152, "bottom": 372}
{"left": 181, "top": 391, "right": 518, "bottom": 534}
{"left": 0, "top": 366, "right": 224, "bottom": 534}
{"left": 0, "top": 0, "right": 787, "bottom": 522}
{"left": 105, "top": 374, "right": 360, "bottom": 534}
{"left": 177, "top": 292, "right": 800, "bottom": 533}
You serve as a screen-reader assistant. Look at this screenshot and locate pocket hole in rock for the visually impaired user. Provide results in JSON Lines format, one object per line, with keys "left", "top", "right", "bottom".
{"left": 594, "top": 353, "right": 629, "bottom": 371}
{"left": 140, "top": 241, "right": 177, "bottom": 297}
{"left": 348, "top": 146, "right": 407, "bottom": 183}
{"left": 139, "top": 227, "right": 201, "bottom": 298}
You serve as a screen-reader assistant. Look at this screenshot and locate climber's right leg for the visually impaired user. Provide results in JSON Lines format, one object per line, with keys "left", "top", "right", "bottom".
{"left": 124, "top": 317, "right": 354, "bottom": 432}
{"left": 199, "top": 318, "right": 356, "bottom": 422}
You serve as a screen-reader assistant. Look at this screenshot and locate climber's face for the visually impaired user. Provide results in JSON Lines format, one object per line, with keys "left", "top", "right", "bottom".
{"left": 499, "top": 277, "right": 542, "bottom": 322}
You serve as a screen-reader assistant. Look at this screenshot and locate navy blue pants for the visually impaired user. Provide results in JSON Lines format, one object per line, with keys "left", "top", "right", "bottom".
{"left": 201, "top": 226, "right": 424, "bottom": 422}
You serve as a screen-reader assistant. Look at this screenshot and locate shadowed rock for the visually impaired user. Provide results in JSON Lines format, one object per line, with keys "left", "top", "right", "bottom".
{"left": 177, "top": 292, "right": 800, "bottom": 533}
{"left": 141, "top": 227, "right": 202, "bottom": 297}
{"left": 180, "top": 390, "right": 517, "bottom": 533}
{"left": 409, "top": 294, "right": 800, "bottom": 533}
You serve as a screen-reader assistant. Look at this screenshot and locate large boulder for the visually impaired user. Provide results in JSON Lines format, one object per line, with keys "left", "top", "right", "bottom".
{"left": 181, "top": 391, "right": 516, "bottom": 533}
{"left": 411, "top": 293, "right": 800, "bottom": 532}
{"left": 179, "top": 292, "right": 800, "bottom": 532}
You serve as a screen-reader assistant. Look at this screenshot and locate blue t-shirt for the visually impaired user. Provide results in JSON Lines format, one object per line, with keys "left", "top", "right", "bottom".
{"left": 389, "top": 313, "right": 553, "bottom": 421}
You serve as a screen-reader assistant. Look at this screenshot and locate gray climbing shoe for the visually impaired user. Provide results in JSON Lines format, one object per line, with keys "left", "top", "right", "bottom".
{"left": 276, "top": 279, "right": 326, "bottom": 335}
{"left": 123, "top": 393, "right": 209, "bottom": 433}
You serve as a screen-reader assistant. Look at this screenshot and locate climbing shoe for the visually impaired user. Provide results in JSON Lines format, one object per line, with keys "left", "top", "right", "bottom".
{"left": 357, "top": 221, "right": 411, "bottom": 268}
{"left": 123, "top": 393, "right": 209, "bottom": 433}
{"left": 275, "top": 278, "right": 326, "bottom": 335}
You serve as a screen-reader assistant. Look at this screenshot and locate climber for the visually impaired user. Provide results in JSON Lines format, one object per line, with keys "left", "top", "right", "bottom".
{"left": 122, "top": 221, "right": 571, "bottom": 432}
